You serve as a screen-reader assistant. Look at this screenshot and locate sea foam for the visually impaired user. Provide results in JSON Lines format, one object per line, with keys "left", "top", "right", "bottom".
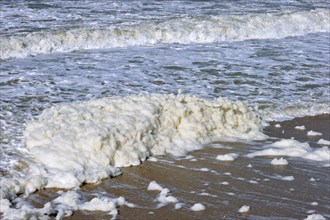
{"left": 24, "top": 93, "right": 265, "bottom": 188}
{"left": 247, "top": 139, "right": 330, "bottom": 162}
{"left": 1, "top": 93, "right": 266, "bottom": 219}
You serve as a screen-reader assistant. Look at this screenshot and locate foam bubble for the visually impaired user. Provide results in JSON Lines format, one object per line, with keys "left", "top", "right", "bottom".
{"left": 79, "top": 196, "right": 126, "bottom": 212}
{"left": 153, "top": 187, "right": 179, "bottom": 208}
{"left": 190, "top": 203, "right": 205, "bottom": 211}
{"left": 305, "top": 214, "right": 326, "bottom": 220}
{"left": 281, "top": 176, "right": 295, "bottom": 181}
{"left": 271, "top": 157, "right": 289, "bottom": 166}
{"left": 307, "top": 130, "right": 323, "bottom": 136}
{"left": 147, "top": 181, "right": 163, "bottom": 191}
{"left": 238, "top": 205, "right": 250, "bottom": 213}
{"left": 175, "top": 203, "right": 183, "bottom": 209}
{"left": 295, "top": 125, "right": 306, "bottom": 130}
{"left": 216, "top": 153, "right": 238, "bottom": 161}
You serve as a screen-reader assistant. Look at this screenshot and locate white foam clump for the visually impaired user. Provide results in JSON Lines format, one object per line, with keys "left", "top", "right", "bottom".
{"left": 281, "top": 176, "right": 295, "bottom": 181}
{"left": 147, "top": 181, "right": 179, "bottom": 208}
{"left": 147, "top": 156, "right": 158, "bottom": 162}
{"left": 295, "top": 125, "right": 306, "bottom": 130}
{"left": 247, "top": 139, "right": 330, "bottom": 162}
{"left": 309, "top": 178, "right": 316, "bottom": 182}
{"left": 198, "top": 167, "right": 210, "bottom": 172}
{"left": 238, "top": 205, "right": 250, "bottom": 213}
{"left": 79, "top": 196, "right": 126, "bottom": 211}
{"left": 147, "top": 181, "right": 164, "bottom": 191}
{"left": 1, "top": 190, "right": 133, "bottom": 220}
{"left": 1, "top": 94, "right": 264, "bottom": 218}
{"left": 1, "top": 9, "right": 329, "bottom": 60}
{"left": 190, "top": 203, "right": 206, "bottom": 211}
{"left": 157, "top": 188, "right": 179, "bottom": 207}
{"left": 305, "top": 214, "right": 326, "bottom": 220}
{"left": 317, "top": 139, "right": 330, "bottom": 145}
{"left": 307, "top": 130, "right": 323, "bottom": 136}
{"left": 216, "top": 153, "right": 238, "bottom": 161}
{"left": 24, "top": 93, "right": 264, "bottom": 189}
{"left": 271, "top": 157, "right": 289, "bottom": 165}
{"left": 175, "top": 203, "right": 183, "bottom": 209}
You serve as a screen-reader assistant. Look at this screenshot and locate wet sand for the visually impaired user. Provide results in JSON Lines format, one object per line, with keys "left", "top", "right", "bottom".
{"left": 28, "top": 114, "right": 329, "bottom": 219}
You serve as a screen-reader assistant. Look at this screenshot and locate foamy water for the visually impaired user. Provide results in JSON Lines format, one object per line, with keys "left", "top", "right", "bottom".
{"left": 0, "top": 0, "right": 329, "bottom": 219}
{"left": 1, "top": 9, "right": 329, "bottom": 60}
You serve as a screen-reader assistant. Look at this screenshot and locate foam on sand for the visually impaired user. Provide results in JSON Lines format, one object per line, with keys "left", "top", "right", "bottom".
{"left": 294, "top": 125, "right": 306, "bottom": 130}
{"left": 190, "top": 203, "right": 206, "bottom": 211}
{"left": 247, "top": 139, "right": 330, "bottom": 162}
{"left": 147, "top": 181, "right": 164, "bottom": 191}
{"left": 305, "top": 214, "right": 326, "bottom": 220}
{"left": 24, "top": 93, "right": 265, "bottom": 188}
{"left": 238, "top": 205, "right": 250, "bottom": 213}
{"left": 307, "top": 130, "right": 323, "bottom": 136}
{"left": 147, "top": 181, "right": 179, "bottom": 208}
{"left": 271, "top": 157, "right": 289, "bottom": 165}
{"left": 216, "top": 153, "right": 238, "bottom": 161}
{"left": 0, "top": 93, "right": 266, "bottom": 218}
{"left": 1, "top": 190, "right": 133, "bottom": 220}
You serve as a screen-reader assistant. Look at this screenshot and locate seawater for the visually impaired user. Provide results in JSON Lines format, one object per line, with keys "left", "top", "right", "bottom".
{"left": 0, "top": 0, "right": 329, "bottom": 219}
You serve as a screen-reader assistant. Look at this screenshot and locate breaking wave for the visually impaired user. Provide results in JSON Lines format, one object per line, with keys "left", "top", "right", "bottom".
{"left": 1, "top": 9, "right": 329, "bottom": 60}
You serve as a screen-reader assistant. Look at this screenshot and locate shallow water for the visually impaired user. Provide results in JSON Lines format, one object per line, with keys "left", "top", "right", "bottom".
{"left": 0, "top": 0, "right": 329, "bottom": 219}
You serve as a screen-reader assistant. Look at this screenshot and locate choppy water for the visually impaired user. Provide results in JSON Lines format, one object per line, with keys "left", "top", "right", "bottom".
{"left": 0, "top": 0, "right": 329, "bottom": 219}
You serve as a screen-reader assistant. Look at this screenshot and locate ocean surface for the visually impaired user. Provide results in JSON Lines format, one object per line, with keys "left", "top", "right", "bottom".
{"left": 0, "top": 1, "right": 329, "bottom": 219}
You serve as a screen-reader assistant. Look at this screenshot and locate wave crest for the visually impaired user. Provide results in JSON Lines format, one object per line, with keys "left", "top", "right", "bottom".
{"left": 1, "top": 9, "right": 329, "bottom": 60}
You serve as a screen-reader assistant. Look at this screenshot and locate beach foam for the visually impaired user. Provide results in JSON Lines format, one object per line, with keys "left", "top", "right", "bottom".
{"left": 147, "top": 181, "right": 179, "bottom": 208}
{"left": 238, "top": 205, "right": 250, "bottom": 213}
{"left": 23, "top": 93, "right": 265, "bottom": 188}
{"left": 148, "top": 181, "right": 164, "bottom": 191}
{"left": 216, "top": 153, "right": 238, "bottom": 161}
{"left": 295, "top": 125, "right": 306, "bottom": 130}
{"left": 307, "top": 130, "right": 323, "bottom": 136}
{"left": 305, "top": 214, "right": 326, "bottom": 220}
{"left": 190, "top": 203, "right": 206, "bottom": 211}
{"left": 271, "top": 157, "right": 289, "bottom": 165}
{"left": 2, "top": 93, "right": 265, "bottom": 218}
{"left": 1, "top": 190, "right": 132, "bottom": 220}
{"left": 0, "top": 93, "right": 265, "bottom": 218}
{"left": 247, "top": 139, "right": 330, "bottom": 162}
